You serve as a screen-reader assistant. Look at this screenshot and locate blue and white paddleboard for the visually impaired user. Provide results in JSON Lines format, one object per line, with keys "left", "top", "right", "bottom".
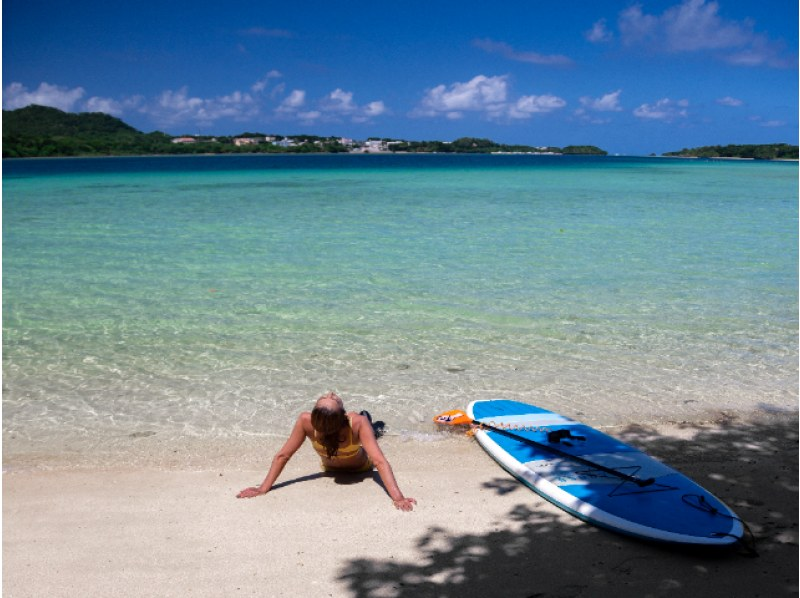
{"left": 467, "top": 399, "right": 745, "bottom": 547}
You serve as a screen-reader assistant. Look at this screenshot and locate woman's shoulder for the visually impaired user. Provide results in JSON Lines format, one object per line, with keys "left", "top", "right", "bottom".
{"left": 346, "top": 411, "right": 372, "bottom": 433}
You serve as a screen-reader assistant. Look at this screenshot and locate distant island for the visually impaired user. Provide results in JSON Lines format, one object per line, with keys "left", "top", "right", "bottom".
{"left": 662, "top": 144, "right": 798, "bottom": 160}
{"left": 2, "top": 105, "right": 607, "bottom": 158}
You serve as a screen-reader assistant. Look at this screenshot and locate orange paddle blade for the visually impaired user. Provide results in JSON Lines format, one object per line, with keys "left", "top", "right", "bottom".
{"left": 433, "top": 409, "right": 473, "bottom": 426}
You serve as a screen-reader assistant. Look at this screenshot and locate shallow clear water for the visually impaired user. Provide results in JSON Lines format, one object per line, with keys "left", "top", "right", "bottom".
{"left": 3, "top": 154, "right": 797, "bottom": 456}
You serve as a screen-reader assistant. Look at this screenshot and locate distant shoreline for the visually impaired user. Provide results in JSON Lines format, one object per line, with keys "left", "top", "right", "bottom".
{"left": 4, "top": 152, "right": 799, "bottom": 163}
{"left": 656, "top": 154, "right": 799, "bottom": 162}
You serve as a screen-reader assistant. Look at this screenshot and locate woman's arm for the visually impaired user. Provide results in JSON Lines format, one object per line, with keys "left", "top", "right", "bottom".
{"left": 237, "top": 415, "right": 308, "bottom": 499}
{"left": 355, "top": 415, "right": 417, "bottom": 511}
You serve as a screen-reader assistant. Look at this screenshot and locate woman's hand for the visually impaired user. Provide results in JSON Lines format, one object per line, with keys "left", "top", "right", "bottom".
{"left": 237, "top": 487, "right": 266, "bottom": 499}
{"left": 393, "top": 497, "right": 417, "bottom": 511}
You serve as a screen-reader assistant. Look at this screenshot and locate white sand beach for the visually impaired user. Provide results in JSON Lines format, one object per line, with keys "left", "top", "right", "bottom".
{"left": 3, "top": 412, "right": 797, "bottom": 597}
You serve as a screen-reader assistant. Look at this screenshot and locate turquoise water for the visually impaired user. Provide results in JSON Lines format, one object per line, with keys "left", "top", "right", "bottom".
{"left": 3, "top": 155, "right": 797, "bottom": 455}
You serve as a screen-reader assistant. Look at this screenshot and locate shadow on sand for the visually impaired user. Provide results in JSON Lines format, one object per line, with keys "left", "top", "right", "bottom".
{"left": 270, "top": 468, "right": 391, "bottom": 496}
{"left": 337, "top": 414, "right": 798, "bottom": 598}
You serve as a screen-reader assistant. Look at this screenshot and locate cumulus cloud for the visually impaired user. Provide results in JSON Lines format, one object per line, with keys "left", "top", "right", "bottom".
{"left": 619, "top": 0, "right": 745, "bottom": 51}
{"left": 274, "top": 87, "right": 386, "bottom": 124}
{"left": 574, "top": 90, "right": 623, "bottom": 124}
{"left": 3, "top": 73, "right": 389, "bottom": 130}
{"left": 141, "top": 86, "right": 260, "bottom": 127}
{"left": 616, "top": 0, "right": 792, "bottom": 67}
{"left": 363, "top": 101, "right": 387, "bottom": 117}
{"left": 586, "top": 19, "right": 613, "bottom": 43}
{"left": 325, "top": 88, "right": 357, "bottom": 113}
{"left": 579, "top": 89, "right": 623, "bottom": 112}
{"left": 3, "top": 81, "right": 86, "bottom": 111}
{"left": 472, "top": 38, "right": 573, "bottom": 66}
{"left": 633, "top": 98, "right": 689, "bottom": 121}
{"left": 725, "top": 35, "right": 791, "bottom": 67}
{"left": 251, "top": 70, "right": 283, "bottom": 93}
{"left": 274, "top": 89, "right": 319, "bottom": 123}
{"left": 297, "top": 110, "right": 322, "bottom": 124}
{"left": 2, "top": 81, "right": 137, "bottom": 119}
{"left": 413, "top": 74, "right": 565, "bottom": 121}
{"left": 84, "top": 96, "right": 124, "bottom": 116}
{"left": 508, "top": 94, "right": 567, "bottom": 118}
{"left": 276, "top": 89, "right": 307, "bottom": 113}
{"left": 416, "top": 75, "right": 508, "bottom": 119}
{"left": 353, "top": 101, "right": 387, "bottom": 123}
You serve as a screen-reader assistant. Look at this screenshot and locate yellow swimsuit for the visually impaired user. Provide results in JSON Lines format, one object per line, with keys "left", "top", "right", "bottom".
{"left": 311, "top": 415, "right": 373, "bottom": 472}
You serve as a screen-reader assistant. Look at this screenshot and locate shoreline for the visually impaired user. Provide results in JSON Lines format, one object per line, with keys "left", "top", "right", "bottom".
{"left": 4, "top": 405, "right": 795, "bottom": 473}
{"left": 4, "top": 410, "right": 797, "bottom": 597}
{"left": 5, "top": 152, "right": 799, "bottom": 162}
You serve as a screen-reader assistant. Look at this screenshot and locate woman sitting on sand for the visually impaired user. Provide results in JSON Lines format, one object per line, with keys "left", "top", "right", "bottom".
{"left": 237, "top": 392, "right": 417, "bottom": 511}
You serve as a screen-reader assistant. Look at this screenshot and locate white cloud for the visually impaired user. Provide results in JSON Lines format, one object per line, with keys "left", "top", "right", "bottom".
{"left": 260, "top": 77, "right": 391, "bottom": 126}
{"left": 633, "top": 98, "right": 689, "bottom": 121}
{"left": 325, "top": 89, "right": 357, "bottom": 113}
{"left": 141, "top": 86, "right": 259, "bottom": 127}
{"left": 574, "top": 90, "right": 623, "bottom": 124}
{"left": 274, "top": 88, "right": 386, "bottom": 124}
{"left": 414, "top": 74, "right": 566, "bottom": 122}
{"left": 3, "top": 81, "right": 85, "bottom": 111}
{"left": 364, "top": 101, "right": 386, "bottom": 117}
{"left": 297, "top": 110, "right": 322, "bottom": 124}
{"left": 579, "top": 90, "right": 623, "bottom": 112}
{"left": 3, "top": 74, "right": 389, "bottom": 130}
{"left": 616, "top": 0, "right": 792, "bottom": 67}
{"left": 716, "top": 96, "right": 743, "bottom": 107}
{"left": 586, "top": 19, "right": 613, "bottom": 43}
{"left": 354, "top": 101, "right": 387, "bottom": 123}
{"left": 663, "top": 0, "right": 750, "bottom": 51}
{"left": 276, "top": 89, "right": 307, "bottom": 114}
{"left": 414, "top": 75, "right": 507, "bottom": 119}
{"left": 725, "top": 35, "right": 791, "bottom": 67}
{"left": 509, "top": 94, "right": 567, "bottom": 119}
{"left": 3, "top": 83, "right": 133, "bottom": 118}
{"left": 84, "top": 96, "right": 124, "bottom": 116}
{"left": 419, "top": 75, "right": 508, "bottom": 118}
{"left": 269, "top": 82, "right": 287, "bottom": 100}
{"left": 251, "top": 70, "right": 282, "bottom": 93}
{"left": 750, "top": 116, "right": 786, "bottom": 128}
{"left": 618, "top": 4, "right": 659, "bottom": 47}
{"left": 472, "top": 38, "right": 573, "bottom": 66}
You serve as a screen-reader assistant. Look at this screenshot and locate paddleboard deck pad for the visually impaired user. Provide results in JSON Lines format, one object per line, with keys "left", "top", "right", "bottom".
{"left": 465, "top": 399, "right": 745, "bottom": 547}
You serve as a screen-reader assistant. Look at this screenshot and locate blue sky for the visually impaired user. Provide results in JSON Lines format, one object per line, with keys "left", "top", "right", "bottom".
{"left": 3, "top": 0, "right": 797, "bottom": 154}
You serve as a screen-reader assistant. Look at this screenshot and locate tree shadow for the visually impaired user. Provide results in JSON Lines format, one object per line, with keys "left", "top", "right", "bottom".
{"left": 338, "top": 414, "right": 798, "bottom": 597}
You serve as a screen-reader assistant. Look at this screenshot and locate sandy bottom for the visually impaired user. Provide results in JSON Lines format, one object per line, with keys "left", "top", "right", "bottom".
{"left": 3, "top": 413, "right": 798, "bottom": 597}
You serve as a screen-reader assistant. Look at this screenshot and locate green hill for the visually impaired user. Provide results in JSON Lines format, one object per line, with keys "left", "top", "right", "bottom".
{"left": 3, "top": 104, "right": 140, "bottom": 137}
{"left": 2, "top": 105, "right": 178, "bottom": 158}
{"left": 663, "top": 144, "right": 798, "bottom": 160}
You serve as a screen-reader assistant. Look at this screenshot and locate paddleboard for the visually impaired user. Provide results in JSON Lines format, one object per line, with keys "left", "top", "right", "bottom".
{"left": 465, "top": 399, "right": 745, "bottom": 547}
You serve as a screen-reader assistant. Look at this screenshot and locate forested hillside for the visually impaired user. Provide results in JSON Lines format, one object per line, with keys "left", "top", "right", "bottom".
{"left": 663, "top": 144, "right": 798, "bottom": 160}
